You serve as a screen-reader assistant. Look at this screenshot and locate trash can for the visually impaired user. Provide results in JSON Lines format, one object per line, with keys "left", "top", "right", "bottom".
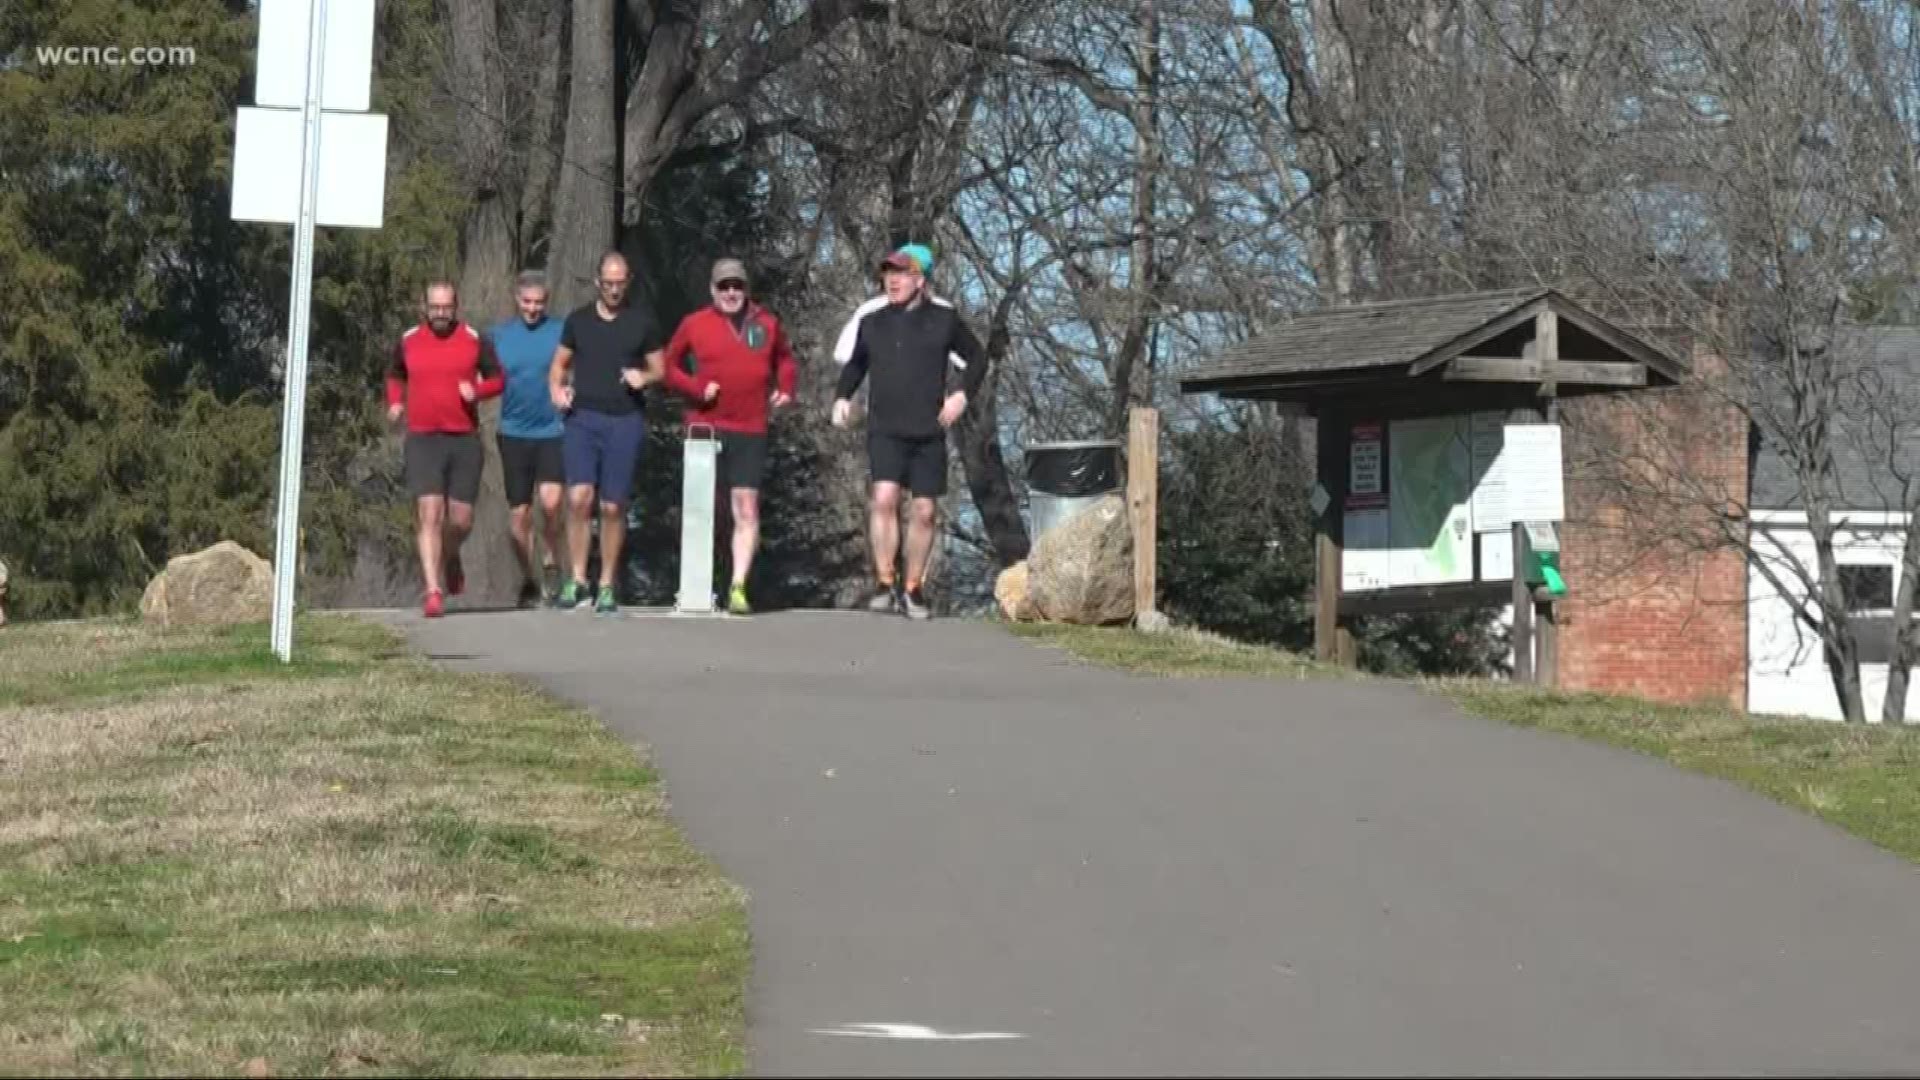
{"left": 1026, "top": 440, "right": 1123, "bottom": 540}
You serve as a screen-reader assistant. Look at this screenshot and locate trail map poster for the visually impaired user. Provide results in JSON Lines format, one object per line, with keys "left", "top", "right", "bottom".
{"left": 1341, "top": 413, "right": 1561, "bottom": 592}
{"left": 1385, "top": 416, "right": 1475, "bottom": 586}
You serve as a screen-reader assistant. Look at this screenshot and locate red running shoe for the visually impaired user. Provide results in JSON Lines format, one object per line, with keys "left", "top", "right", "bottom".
{"left": 445, "top": 551, "right": 465, "bottom": 597}
{"left": 423, "top": 589, "right": 445, "bottom": 618}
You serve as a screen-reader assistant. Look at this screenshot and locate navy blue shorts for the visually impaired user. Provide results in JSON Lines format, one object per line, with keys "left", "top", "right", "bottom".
{"left": 562, "top": 408, "right": 645, "bottom": 508}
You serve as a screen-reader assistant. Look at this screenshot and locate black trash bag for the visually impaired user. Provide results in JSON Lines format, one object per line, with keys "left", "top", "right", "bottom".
{"left": 1026, "top": 442, "right": 1121, "bottom": 497}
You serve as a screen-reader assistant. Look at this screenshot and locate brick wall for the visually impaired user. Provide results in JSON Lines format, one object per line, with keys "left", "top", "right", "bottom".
{"left": 1555, "top": 338, "right": 1750, "bottom": 709}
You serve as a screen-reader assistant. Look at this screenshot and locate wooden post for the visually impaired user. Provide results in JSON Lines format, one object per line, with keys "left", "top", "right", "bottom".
{"left": 1537, "top": 596, "right": 1558, "bottom": 688}
{"left": 1128, "top": 407, "right": 1160, "bottom": 627}
{"left": 1315, "top": 410, "right": 1350, "bottom": 664}
{"left": 1511, "top": 521, "right": 1534, "bottom": 684}
{"left": 1534, "top": 306, "right": 1559, "bottom": 380}
{"left": 1316, "top": 532, "right": 1341, "bottom": 663}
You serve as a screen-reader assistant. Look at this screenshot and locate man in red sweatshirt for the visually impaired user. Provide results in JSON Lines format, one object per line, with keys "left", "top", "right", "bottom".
{"left": 660, "top": 257, "right": 797, "bottom": 614}
{"left": 385, "top": 280, "right": 504, "bottom": 617}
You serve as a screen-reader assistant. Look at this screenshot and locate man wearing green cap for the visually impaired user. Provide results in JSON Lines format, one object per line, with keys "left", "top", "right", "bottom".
{"left": 831, "top": 243, "right": 988, "bottom": 619}
{"left": 830, "top": 245, "right": 955, "bottom": 365}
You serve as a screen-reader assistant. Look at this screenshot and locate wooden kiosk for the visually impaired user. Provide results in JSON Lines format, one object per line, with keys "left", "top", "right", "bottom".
{"left": 1178, "top": 289, "right": 1685, "bottom": 683}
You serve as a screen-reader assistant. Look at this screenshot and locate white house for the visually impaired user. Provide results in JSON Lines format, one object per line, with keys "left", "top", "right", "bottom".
{"left": 1746, "top": 327, "right": 1920, "bottom": 721}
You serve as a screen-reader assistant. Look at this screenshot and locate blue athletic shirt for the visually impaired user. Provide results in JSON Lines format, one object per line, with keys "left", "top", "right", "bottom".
{"left": 489, "top": 316, "right": 566, "bottom": 439}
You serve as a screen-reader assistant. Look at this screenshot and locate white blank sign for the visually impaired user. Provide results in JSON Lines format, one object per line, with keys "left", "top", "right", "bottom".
{"left": 231, "top": 107, "right": 388, "bottom": 229}
{"left": 254, "top": 0, "right": 376, "bottom": 112}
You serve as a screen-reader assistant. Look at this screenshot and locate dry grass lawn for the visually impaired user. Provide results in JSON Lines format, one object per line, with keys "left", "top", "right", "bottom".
{"left": 0, "top": 615, "right": 747, "bottom": 1077}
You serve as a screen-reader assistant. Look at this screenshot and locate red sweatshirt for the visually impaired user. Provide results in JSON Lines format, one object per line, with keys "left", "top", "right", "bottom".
{"left": 385, "top": 321, "right": 504, "bottom": 435}
{"left": 660, "top": 304, "right": 798, "bottom": 434}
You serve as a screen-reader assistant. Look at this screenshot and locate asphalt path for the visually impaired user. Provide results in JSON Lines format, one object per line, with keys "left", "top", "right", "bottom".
{"left": 383, "top": 606, "right": 1920, "bottom": 1077}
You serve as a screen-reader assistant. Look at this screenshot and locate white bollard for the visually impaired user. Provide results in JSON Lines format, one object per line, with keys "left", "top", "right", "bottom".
{"left": 677, "top": 425, "right": 719, "bottom": 613}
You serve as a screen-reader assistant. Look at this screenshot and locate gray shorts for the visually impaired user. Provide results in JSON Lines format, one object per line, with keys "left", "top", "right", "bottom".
{"left": 404, "top": 433, "right": 483, "bottom": 504}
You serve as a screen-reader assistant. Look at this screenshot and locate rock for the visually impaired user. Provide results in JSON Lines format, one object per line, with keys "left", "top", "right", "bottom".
{"left": 1027, "top": 495, "right": 1134, "bottom": 625}
{"left": 140, "top": 541, "right": 274, "bottom": 628}
{"left": 994, "top": 561, "right": 1036, "bottom": 622}
{"left": 1134, "top": 609, "right": 1171, "bottom": 633}
{"left": 139, "top": 571, "right": 168, "bottom": 623}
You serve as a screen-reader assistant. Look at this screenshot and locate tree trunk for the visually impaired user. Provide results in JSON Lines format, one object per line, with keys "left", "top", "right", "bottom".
{"left": 549, "top": 0, "right": 619, "bottom": 308}
{"left": 1882, "top": 505, "right": 1920, "bottom": 723}
{"left": 447, "top": 0, "right": 527, "bottom": 606}
{"left": 617, "top": 0, "right": 874, "bottom": 221}
{"left": 448, "top": 0, "right": 514, "bottom": 320}
{"left": 1104, "top": 0, "right": 1159, "bottom": 440}
{"left": 455, "top": 201, "right": 522, "bottom": 606}
{"left": 519, "top": 0, "right": 569, "bottom": 266}
{"left": 618, "top": 5, "right": 700, "bottom": 220}
{"left": 955, "top": 288, "right": 1031, "bottom": 568}
{"left": 954, "top": 376, "right": 1029, "bottom": 569}
{"left": 1806, "top": 509, "right": 1868, "bottom": 722}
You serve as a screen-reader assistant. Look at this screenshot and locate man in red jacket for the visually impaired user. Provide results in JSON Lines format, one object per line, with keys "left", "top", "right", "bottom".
{"left": 660, "top": 257, "right": 797, "bottom": 614}
{"left": 386, "top": 280, "right": 504, "bottom": 617}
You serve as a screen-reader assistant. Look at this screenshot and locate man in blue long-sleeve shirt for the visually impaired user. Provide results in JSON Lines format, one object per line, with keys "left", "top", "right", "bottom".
{"left": 831, "top": 243, "right": 988, "bottom": 619}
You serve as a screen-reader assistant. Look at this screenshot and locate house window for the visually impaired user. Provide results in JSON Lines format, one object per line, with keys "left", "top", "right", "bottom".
{"left": 1839, "top": 564, "right": 1894, "bottom": 614}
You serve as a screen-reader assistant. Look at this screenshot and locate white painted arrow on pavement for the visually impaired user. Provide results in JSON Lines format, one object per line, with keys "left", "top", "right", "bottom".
{"left": 809, "top": 1022, "right": 1025, "bottom": 1041}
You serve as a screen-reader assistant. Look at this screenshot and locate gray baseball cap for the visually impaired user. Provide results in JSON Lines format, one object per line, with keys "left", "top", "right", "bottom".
{"left": 710, "top": 258, "right": 749, "bottom": 286}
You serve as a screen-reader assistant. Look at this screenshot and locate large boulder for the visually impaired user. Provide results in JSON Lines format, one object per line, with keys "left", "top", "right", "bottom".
{"left": 1027, "top": 495, "right": 1134, "bottom": 625}
{"left": 141, "top": 541, "right": 274, "bottom": 628}
{"left": 995, "top": 561, "right": 1036, "bottom": 622}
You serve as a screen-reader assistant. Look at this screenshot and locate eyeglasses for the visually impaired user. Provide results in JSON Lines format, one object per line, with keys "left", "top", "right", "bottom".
{"left": 713, "top": 280, "right": 746, "bottom": 293}
{"left": 597, "top": 278, "right": 628, "bottom": 288}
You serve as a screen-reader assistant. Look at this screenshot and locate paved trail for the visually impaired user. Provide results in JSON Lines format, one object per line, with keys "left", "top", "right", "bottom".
{"left": 387, "top": 607, "right": 1920, "bottom": 1076}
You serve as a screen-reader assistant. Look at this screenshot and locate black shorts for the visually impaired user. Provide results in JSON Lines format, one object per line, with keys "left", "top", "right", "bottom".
{"left": 868, "top": 431, "right": 947, "bottom": 497}
{"left": 497, "top": 434, "right": 564, "bottom": 507}
{"left": 717, "top": 431, "right": 768, "bottom": 491}
{"left": 404, "top": 433, "right": 483, "bottom": 503}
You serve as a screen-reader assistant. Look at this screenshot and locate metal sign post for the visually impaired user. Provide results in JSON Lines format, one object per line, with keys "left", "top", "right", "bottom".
{"left": 267, "top": 0, "right": 329, "bottom": 662}
{"left": 677, "top": 426, "right": 719, "bottom": 614}
{"left": 231, "top": 0, "right": 386, "bottom": 661}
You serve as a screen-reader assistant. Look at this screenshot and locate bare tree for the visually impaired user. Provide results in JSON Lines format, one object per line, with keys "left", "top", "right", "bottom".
{"left": 390, "top": 0, "right": 1920, "bottom": 649}
{"left": 432, "top": 0, "right": 573, "bottom": 606}
{"left": 548, "top": 0, "right": 618, "bottom": 307}
{"left": 1376, "top": 0, "right": 1920, "bottom": 722}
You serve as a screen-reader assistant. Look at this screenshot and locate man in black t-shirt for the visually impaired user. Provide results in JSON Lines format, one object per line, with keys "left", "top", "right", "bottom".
{"left": 547, "top": 250, "right": 666, "bottom": 614}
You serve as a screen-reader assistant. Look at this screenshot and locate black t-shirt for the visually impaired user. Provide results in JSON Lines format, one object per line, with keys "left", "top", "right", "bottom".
{"left": 561, "top": 302, "right": 664, "bottom": 416}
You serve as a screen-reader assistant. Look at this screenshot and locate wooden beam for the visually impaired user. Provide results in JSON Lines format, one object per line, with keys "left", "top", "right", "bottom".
{"left": 1555, "top": 360, "right": 1646, "bottom": 387}
{"left": 1444, "top": 356, "right": 1545, "bottom": 382}
{"left": 1442, "top": 356, "right": 1647, "bottom": 387}
{"left": 1128, "top": 407, "right": 1159, "bottom": 627}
